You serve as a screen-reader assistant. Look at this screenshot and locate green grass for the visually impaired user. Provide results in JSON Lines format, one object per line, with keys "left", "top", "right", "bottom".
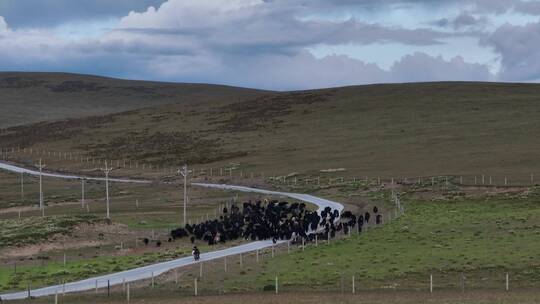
{"left": 0, "top": 249, "right": 181, "bottom": 292}
{"left": 0, "top": 240, "right": 236, "bottom": 292}
{"left": 218, "top": 193, "right": 540, "bottom": 291}
{"left": 10, "top": 289, "right": 540, "bottom": 304}
{"left": 0, "top": 215, "right": 98, "bottom": 247}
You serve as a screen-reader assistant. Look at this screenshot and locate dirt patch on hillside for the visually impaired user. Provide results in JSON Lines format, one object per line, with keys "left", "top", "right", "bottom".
{"left": 0, "top": 221, "right": 129, "bottom": 260}
{"left": 0, "top": 239, "right": 104, "bottom": 258}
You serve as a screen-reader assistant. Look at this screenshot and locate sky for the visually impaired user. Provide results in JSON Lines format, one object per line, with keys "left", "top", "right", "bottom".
{"left": 1, "top": 0, "right": 540, "bottom": 90}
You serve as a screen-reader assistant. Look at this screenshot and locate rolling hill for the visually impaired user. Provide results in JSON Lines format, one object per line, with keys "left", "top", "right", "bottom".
{"left": 2, "top": 75, "right": 540, "bottom": 179}
{"left": 0, "top": 72, "right": 266, "bottom": 128}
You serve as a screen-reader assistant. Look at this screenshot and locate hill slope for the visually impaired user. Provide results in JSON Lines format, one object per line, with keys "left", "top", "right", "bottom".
{"left": 2, "top": 81, "right": 540, "bottom": 178}
{"left": 0, "top": 72, "right": 266, "bottom": 128}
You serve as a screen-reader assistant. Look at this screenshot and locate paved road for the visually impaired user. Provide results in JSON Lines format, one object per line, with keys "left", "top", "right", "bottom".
{"left": 0, "top": 162, "right": 343, "bottom": 300}
{"left": 0, "top": 161, "right": 151, "bottom": 184}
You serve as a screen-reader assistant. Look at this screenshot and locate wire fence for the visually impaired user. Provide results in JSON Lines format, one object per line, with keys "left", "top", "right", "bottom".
{"left": 17, "top": 236, "right": 539, "bottom": 303}
{"left": 2, "top": 147, "right": 540, "bottom": 302}
{"left": 1, "top": 147, "right": 539, "bottom": 189}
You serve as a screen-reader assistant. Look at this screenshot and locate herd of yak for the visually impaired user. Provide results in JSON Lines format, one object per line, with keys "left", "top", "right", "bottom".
{"left": 168, "top": 200, "right": 383, "bottom": 246}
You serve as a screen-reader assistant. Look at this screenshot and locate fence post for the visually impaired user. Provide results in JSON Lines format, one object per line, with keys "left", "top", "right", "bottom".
{"left": 175, "top": 269, "right": 178, "bottom": 284}
{"left": 127, "top": 283, "right": 130, "bottom": 303}
{"left": 275, "top": 275, "right": 279, "bottom": 294}
{"left": 55, "top": 289, "right": 58, "bottom": 304}
{"left": 460, "top": 272, "right": 464, "bottom": 293}
{"left": 287, "top": 241, "right": 290, "bottom": 254}
{"left": 194, "top": 278, "right": 198, "bottom": 296}
{"left": 151, "top": 272, "right": 155, "bottom": 288}
{"left": 430, "top": 274, "right": 433, "bottom": 293}
{"left": 200, "top": 261, "right": 203, "bottom": 278}
{"left": 256, "top": 250, "right": 259, "bottom": 263}
{"left": 95, "top": 280, "right": 98, "bottom": 293}
{"left": 506, "top": 273, "right": 509, "bottom": 291}
{"left": 352, "top": 275, "right": 355, "bottom": 294}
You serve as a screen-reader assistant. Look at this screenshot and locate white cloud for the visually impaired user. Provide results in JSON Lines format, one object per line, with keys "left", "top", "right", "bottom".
{"left": 120, "top": 0, "right": 264, "bottom": 29}
{"left": 0, "top": 16, "right": 9, "bottom": 32}
{"left": 0, "top": 0, "right": 532, "bottom": 89}
{"left": 486, "top": 20, "right": 540, "bottom": 81}
{"left": 390, "top": 52, "right": 493, "bottom": 82}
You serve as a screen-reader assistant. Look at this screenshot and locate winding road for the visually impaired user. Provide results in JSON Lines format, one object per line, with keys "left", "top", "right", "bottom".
{"left": 0, "top": 161, "right": 343, "bottom": 300}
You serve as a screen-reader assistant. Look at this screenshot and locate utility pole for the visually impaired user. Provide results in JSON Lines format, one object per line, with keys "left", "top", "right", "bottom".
{"left": 20, "top": 172, "right": 24, "bottom": 202}
{"left": 178, "top": 164, "right": 191, "bottom": 226}
{"left": 36, "top": 159, "right": 46, "bottom": 217}
{"left": 81, "top": 178, "right": 85, "bottom": 208}
{"left": 100, "top": 161, "right": 113, "bottom": 219}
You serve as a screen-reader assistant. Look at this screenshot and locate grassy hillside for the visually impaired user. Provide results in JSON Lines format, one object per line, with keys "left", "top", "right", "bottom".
{"left": 0, "top": 72, "right": 265, "bottom": 128}
{"left": 2, "top": 81, "right": 540, "bottom": 178}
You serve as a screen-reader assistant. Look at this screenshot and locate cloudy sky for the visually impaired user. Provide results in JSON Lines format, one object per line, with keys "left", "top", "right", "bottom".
{"left": 1, "top": 0, "right": 540, "bottom": 90}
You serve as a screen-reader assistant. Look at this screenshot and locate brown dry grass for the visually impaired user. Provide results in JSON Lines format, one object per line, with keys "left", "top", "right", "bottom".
{"left": 4, "top": 81, "right": 540, "bottom": 180}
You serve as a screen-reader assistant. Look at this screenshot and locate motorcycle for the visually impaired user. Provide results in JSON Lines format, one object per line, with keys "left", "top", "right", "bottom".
{"left": 193, "top": 249, "right": 200, "bottom": 261}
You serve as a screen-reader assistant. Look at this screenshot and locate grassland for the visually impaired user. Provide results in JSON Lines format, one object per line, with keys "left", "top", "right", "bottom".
{"left": 0, "top": 170, "right": 245, "bottom": 228}
{"left": 0, "top": 169, "right": 312, "bottom": 294}
{"left": 2, "top": 80, "right": 540, "bottom": 180}
{"left": 12, "top": 290, "right": 540, "bottom": 304}
{"left": 0, "top": 215, "right": 98, "bottom": 247}
{"left": 3, "top": 74, "right": 540, "bottom": 302}
{"left": 136, "top": 187, "right": 533, "bottom": 295}
{"left": 6, "top": 185, "right": 540, "bottom": 303}
{"left": 0, "top": 239, "right": 244, "bottom": 292}
{"left": 0, "top": 72, "right": 265, "bottom": 128}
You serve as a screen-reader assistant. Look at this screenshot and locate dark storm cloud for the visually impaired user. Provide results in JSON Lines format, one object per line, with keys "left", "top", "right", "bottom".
{"left": 433, "top": 12, "right": 488, "bottom": 30}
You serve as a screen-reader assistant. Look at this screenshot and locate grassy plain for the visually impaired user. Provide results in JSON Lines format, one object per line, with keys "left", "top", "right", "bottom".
{"left": 149, "top": 187, "right": 540, "bottom": 294}
{"left": 3, "top": 74, "right": 540, "bottom": 302}
{"left": 2, "top": 81, "right": 540, "bottom": 181}
{"left": 11, "top": 290, "right": 540, "bottom": 304}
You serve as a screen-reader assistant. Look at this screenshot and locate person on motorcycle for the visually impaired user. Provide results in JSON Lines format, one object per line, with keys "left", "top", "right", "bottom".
{"left": 192, "top": 246, "right": 200, "bottom": 260}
